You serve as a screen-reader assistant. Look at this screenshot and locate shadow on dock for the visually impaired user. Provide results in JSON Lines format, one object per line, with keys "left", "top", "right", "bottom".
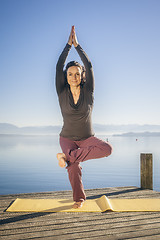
{"left": 0, "top": 211, "right": 55, "bottom": 226}
{"left": 87, "top": 187, "right": 142, "bottom": 199}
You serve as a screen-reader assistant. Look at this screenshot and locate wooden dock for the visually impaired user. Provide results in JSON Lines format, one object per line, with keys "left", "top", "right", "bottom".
{"left": 1, "top": 186, "right": 160, "bottom": 240}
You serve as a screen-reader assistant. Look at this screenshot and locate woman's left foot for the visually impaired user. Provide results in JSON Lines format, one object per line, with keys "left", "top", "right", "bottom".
{"left": 56, "top": 153, "right": 67, "bottom": 168}
{"left": 72, "top": 200, "right": 84, "bottom": 209}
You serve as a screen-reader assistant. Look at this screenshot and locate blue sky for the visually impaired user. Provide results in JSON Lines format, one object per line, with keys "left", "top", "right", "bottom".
{"left": 1, "top": 0, "right": 160, "bottom": 127}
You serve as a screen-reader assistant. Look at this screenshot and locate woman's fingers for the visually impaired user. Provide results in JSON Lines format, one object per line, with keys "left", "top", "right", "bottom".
{"left": 68, "top": 26, "right": 73, "bottom": 46}
{"left": 72, "top": 25, "right": 75, "bottom": 33}
{"left": 72, "top": 26, "right": 78, "bottom": 47}
{"left": 68, "top": 26, "right": 78, "bottom": 47}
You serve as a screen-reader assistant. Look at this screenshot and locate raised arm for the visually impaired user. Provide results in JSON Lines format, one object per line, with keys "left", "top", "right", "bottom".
{"left": 55, "top": 27, "right": 73, "bottom": 95}
{"left": 56, "top": 43, "right": 71, "bottom": 95}
{"left": 72, "top": 26, "right": 94, "bottom": 92}
{"left": 75, "top": 44, "right": 94, "bottom": 92}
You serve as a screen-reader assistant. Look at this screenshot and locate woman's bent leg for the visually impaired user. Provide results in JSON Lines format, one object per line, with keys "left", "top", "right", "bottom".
{"left": 67, "top": 136, "right": 113, "bottom": 164}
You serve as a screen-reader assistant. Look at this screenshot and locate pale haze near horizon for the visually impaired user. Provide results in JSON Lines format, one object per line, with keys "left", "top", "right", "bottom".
{"left": 1, "top": 0, "right": 160, "bottom": 127}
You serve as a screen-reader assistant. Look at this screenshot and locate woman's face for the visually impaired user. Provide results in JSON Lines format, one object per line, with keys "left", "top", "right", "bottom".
{"left": 67, "top": 66, "right": 82, "bottom": 87}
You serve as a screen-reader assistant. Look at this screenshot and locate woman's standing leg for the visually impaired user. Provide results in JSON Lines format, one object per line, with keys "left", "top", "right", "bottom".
{"left": 59, "top": 136, "right": 86, "bottom": 202}
{"left": 66, "top": 162, "right": 86, "bottom": 202}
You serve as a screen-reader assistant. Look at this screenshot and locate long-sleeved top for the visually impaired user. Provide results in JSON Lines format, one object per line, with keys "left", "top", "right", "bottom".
{"left": 56, "top": 43, "right": 95, "bottom": 141}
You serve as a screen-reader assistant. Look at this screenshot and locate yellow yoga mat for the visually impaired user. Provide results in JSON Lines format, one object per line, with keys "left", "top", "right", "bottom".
{"left": 6, "top": 195, "right": 160, "bottom": 212}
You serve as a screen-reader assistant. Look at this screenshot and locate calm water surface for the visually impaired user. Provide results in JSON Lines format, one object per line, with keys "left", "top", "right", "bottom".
{"left": 0, "top": 135, "right": 160, "bottom": 195}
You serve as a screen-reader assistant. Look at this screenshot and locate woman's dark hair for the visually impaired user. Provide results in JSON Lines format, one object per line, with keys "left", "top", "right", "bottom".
{"left": 64, "top": 61, "right": 86, "bottom": 85}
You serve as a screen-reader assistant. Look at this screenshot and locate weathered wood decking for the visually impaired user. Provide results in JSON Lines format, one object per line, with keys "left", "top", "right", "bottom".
{"left": 1, "top": 186, "right": 160, "bottom": 240}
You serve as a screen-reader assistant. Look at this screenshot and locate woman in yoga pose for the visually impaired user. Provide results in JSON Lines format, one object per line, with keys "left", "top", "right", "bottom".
{"left": 56, "top": 26, "right": 113, "bottom": 208}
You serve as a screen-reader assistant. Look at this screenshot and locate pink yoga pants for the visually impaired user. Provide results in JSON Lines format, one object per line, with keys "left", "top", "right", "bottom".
{"left": 59, "top": 135, "right": 113, "bottom": 202}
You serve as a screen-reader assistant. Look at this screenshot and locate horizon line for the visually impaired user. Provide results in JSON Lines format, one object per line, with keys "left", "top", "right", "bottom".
{"left": 1, "top": 122, "right": 160, "bottom": 128}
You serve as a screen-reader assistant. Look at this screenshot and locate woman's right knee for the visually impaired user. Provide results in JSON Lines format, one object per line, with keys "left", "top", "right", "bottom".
{"left": 100, "top": 141, "right": 113, "bottom": 157}
{"left": 105, "top": 142, "right": 113, "bottom": 157}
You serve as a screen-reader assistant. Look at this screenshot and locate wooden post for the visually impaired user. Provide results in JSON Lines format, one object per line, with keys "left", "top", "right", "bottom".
{"left": 141, "top": 153, "right": 153, "bottom": 190}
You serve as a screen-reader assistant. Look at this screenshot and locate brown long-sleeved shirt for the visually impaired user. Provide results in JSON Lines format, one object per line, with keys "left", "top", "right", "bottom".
{"left": 56, "top": 43, "right": 95, "bottom": 141}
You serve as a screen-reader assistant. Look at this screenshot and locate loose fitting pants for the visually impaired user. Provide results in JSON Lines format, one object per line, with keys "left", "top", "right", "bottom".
{"left": 59, "top": 135, "right": 113, "bottom": 202}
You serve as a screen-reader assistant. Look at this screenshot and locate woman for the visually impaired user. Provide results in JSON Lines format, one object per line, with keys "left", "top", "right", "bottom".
{"left": 56, "top": 26, "right": 113, "bottom": 208}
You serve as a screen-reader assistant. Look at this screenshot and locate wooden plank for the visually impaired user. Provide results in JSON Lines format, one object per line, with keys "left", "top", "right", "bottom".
{"left": 0, "top": 187, "right": 160, "bottom": 240}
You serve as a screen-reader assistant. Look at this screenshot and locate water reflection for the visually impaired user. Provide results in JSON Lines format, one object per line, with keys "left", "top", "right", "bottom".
{"left": 0, "top": 135, "right": 159, "bottom": 194}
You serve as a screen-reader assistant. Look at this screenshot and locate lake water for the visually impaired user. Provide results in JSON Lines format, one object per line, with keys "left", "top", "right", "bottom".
{"left": 0, "top": 134, "right": 160, "bottom": 195}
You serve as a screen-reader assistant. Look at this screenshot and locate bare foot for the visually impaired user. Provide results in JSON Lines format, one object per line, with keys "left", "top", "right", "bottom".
{"left": 72, "top": 200, "right": 84, "bottom": 209}
{"left": 56, "top": 153, "right": 67, "bottom": 168}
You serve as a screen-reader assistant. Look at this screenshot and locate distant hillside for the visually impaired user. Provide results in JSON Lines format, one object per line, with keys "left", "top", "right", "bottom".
{"left": 113, "top": 132, "right": 160, "bottom": 137}
{"left": 0, "top": 123, "right": 61, "bottom": 135}
{"left": 1, "top": 123, "right": 160, "bottom": 136}
{"left": 93, "top": 124, "right": 160, "bottom": 133}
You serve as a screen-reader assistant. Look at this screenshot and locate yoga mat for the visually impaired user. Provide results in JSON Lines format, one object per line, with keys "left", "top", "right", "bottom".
{"left": 6, "top": 195, "right": 160, "bottom": 212}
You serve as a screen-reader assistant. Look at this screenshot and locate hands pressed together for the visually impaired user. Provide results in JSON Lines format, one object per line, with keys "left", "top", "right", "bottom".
{"left": 68, "top": 25, "right": 79, "bottom": 47}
